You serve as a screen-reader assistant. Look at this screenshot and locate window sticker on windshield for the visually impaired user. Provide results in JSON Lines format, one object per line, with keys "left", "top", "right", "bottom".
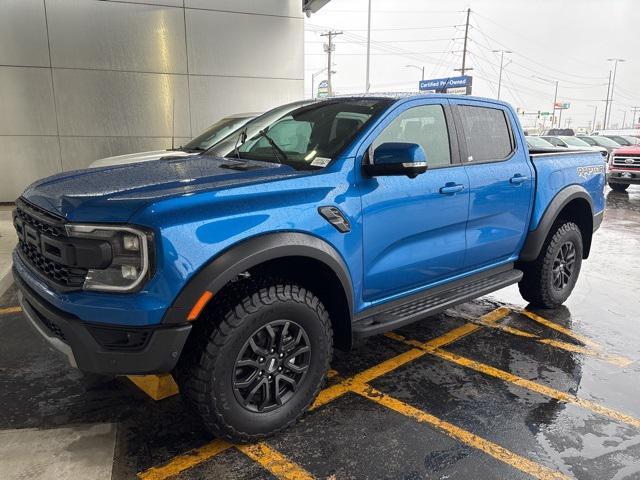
{"left": 311, "top": 157, "right": 331, "bottom": 167}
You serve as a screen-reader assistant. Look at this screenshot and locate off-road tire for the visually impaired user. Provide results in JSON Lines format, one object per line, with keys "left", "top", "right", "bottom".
{"left": 179, "top": 281, "right": 332, "bottom": 442}
{"left": 609, "top": 182, "right": 629, "bottom": 192}
{"left": 518, "top": 221, "right": 583, "bottom": 308}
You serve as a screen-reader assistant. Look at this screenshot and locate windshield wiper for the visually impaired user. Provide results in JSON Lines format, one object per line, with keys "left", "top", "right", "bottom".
{"left": 233, "top": 126, "right": 249, "bottom": 160}
{"left": 256, "top": 128, "right": 288, "bottom": 163}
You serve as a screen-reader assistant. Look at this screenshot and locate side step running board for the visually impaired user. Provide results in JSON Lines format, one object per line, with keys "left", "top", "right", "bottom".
{"left": 352, "top": 268, "right": 523, "bottom": 339}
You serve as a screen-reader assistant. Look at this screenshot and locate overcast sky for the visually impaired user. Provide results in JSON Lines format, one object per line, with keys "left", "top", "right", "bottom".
{"left": 304, "top": 0, "right": 639, "bottom": 130}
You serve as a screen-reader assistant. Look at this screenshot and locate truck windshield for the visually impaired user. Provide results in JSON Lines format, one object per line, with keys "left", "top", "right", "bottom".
{"left": 561, "top": 136, "right": 591, "bottom": 147}
{"left": 182, "top": 116, "right": 253, "bottom": 152}
{"left": 217, "top": 99, "right": 392, "bottom": 169}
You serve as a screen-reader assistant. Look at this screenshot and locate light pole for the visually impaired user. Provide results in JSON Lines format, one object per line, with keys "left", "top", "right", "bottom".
{"left": 493, "top": 50, "right": 512, "bottom": 100}
{"left": 365, "top": 0, "right": 372, "bottom": 92}
{"left": 588, "top": 105, "right": 598, "bottom": 132}
{"left": 606, "top": 58, "right": 625, "bottom": 128}
{"left": 533, "top": 76, "right": 559, "bottom": 128}
{"left": 406, "top": 64, "right": 425, "bottom": 86}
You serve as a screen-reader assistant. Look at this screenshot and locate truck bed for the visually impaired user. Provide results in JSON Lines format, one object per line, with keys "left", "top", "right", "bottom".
{"left": 528, "top": 149, "right": 606, "bottom": 231}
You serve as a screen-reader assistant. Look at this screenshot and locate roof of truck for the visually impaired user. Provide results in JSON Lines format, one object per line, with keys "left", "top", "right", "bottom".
{"left": 326, "top": 93, "right": 514, "bottom": 109}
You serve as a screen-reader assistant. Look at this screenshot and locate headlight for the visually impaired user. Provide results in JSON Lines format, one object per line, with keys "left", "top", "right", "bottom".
{"left": 65, "top": 224, "right": 153, "bottom": 292}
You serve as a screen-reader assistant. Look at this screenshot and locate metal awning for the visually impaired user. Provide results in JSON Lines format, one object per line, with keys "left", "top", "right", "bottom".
{"left": 302, "top": 0, "right": 332, "bottom": 15}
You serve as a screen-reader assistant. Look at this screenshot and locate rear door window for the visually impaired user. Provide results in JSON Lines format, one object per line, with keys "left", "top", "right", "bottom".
{"left": 458, "top": 105, "right": 514, "bottom": 162}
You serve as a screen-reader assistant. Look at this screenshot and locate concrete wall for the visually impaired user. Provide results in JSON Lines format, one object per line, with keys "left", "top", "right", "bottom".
{"left": 0, "top": 0, "right": 304, "bottom": 201}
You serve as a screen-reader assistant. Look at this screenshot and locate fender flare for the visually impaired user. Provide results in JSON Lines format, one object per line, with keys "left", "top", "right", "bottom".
{"left": 519, "top": 185, "right": 594, "bottom": 262}
{"left": 162, "top": 232, "right": 354, "bottom": 324}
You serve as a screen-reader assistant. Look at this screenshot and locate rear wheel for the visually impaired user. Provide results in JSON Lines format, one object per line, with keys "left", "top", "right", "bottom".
{"left": 179, "top": 281, "right": 332, "bottom": 442}
{"left": 518, "top": 221, "right": 583, "bottom": 308}
{"left": 609, "top": 182, "right": 629, "bottom": 192}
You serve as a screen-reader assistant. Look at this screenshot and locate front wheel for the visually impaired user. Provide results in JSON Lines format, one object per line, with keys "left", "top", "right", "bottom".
{"left": 180, "top": 282, "right": 332, "bottom": 442}
{"left": 518, "top": 221, "right": 583, "bottom": 308}
{"left": 609, "top": 182, "right": 629, "bottom": 192}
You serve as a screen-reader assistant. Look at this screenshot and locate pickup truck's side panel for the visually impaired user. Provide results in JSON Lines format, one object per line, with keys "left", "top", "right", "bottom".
{"left": 528, "top": 151, "right": 606, "bottom": 232}
{"left": 449, "top": 99, "right": 535, "bottom": 270}
{"left": 354, "top": 98, "right": 470, "bottom": 302}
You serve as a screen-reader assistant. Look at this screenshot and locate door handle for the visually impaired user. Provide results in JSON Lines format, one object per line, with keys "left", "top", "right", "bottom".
{"left": 510, "top": 174, "right": 529, "bottom": 185}
{"left": 439, "top": 183, "right": 465, "bottom": 195}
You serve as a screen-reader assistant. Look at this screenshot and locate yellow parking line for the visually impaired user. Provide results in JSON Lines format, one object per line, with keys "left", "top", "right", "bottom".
{"left": 137, "top": 439, "right": 233, "bottom": 480}
{"left": 387, "top": 332, "right": 640, "bottom": 429}
{"left": 454, "top": 310, "right": 633, "bottom": 367}
{"left": 312, "top": 306, "right": 509, "bottom": 410}
{"left": 537, "top": 338, "right": 632, "bottom": 367}
{"left": 312, "top": 347, "right": 425, "bottom": 409}
{"left": 0, "top": 306, "right": 21, "bottom": 315}
{"left": 237, "top": 443, "right": 315, "bottom": 480}
{"left": 352, "top": 383, "right": 571, "bottom": 480}
{"left": 137, "top": 308, "right": 506, "bottom": 479}
{"left": 519, "top": 309, "right": 600, "bottom": 349}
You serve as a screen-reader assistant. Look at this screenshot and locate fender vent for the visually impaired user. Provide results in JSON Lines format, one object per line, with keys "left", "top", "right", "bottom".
{"left": 318, "top": 206, "right": 351, "bottom": 233}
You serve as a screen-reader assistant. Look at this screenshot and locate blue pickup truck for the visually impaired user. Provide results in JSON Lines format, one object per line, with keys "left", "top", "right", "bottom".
{"left": 12, "top": 95, "right": 605, "bottom": 441}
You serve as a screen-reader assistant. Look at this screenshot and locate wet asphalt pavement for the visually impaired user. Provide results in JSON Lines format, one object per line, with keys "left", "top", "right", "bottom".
{"left": 0, "top": 187, "right": 639, "bottom": 480}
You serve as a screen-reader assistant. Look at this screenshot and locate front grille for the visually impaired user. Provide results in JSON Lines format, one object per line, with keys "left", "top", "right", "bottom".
{"left": 14, "top": 199, "right": 88, "bottom": 289}
{"left": 612, "top": 154, "right": 640, "bottom": 169}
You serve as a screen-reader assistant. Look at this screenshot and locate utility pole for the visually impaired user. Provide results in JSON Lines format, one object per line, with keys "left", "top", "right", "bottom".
{"left": 589, "top": 105, "right": 598, "bottom": 133}
{"left": 493, "top": 50, "right": 512, "bottom": 100}
{"left": 606, "top": 58, "right": 625, "bottom": 128}
{"left": 452, "top": 8, "right": 473, "bottom": 94}
{"left": 621, "top": 110, "right": 627, "bottom": 129}
{"left": 460, "top": 8, "right": 471, "bottom": 75}
{"left": 320, "top": 31, "right": 342, "bottom": 96}
{"left": 603, "top": 70, "right": 612, "bottom": 129}
{"left": 551, "top": 81, "right": 558, "bottom": 128}
{"left": 365, "top": 0, "right": 372, "bottom": 92}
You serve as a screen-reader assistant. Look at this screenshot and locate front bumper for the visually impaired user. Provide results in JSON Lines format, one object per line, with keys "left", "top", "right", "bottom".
{"left": 14, "top": 267, "right": 191, "bottom": 375}
{"left": 608, "top": 171, "right": 640, "bottom": 185}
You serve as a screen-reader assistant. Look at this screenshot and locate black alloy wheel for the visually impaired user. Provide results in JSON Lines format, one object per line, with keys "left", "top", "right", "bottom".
{"left": 552, "top": 241, "right": 577, "bottom": 291}
{"left": 233, "top": 320, "right": 311, "bottom": 413}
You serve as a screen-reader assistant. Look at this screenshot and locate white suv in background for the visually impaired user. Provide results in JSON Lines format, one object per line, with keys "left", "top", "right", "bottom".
{"left": 89, "top": 112, "right": 258, "bottom": 168}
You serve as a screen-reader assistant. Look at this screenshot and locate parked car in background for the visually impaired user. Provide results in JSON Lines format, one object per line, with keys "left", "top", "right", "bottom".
{"left": 601, "top": 135, "right": 640, "bottom": 146}
{"left": 608, "top": 145, "right": 640, "bottom": 192}
{"left": 601, "top": 135, "right": 635, "bottom": 147}
{"left": 525, "top": 136, "right": 556, "bottom": 149}
{"left": 543, "top": 128, "right": 575, "bottom": 136}
{"left": 621, "top": 135, "right": 640, "bottom": 145}
{"left": 577, "top": 135, "right": 622, "bottom": 154}
{"left": 540, "top": 136, "right": 609, "bottom": 158}
{"left": 89, "top": 112, "right": 259, "bottom": 168}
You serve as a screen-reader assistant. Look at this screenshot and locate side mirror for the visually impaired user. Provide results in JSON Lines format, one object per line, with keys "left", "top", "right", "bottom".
{"left": 364, "top": 142, "right": 428, "bottom": 179}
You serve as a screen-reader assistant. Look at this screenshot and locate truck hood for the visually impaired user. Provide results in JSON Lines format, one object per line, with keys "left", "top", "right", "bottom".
{"left": 21, "top": 155, "right": 301, "bottom": 222}
{"left": 613, "top": 146, "right": 640, "bottom": 155}
{"left": 88, "top": 149, "right": 195, "bottom": 168}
